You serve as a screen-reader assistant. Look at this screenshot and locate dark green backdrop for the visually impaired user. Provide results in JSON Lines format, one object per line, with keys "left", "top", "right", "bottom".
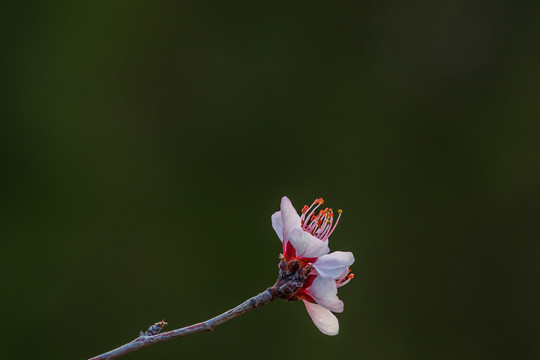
{"left": 3, "top": 2, "right": 539, "bottom": 359}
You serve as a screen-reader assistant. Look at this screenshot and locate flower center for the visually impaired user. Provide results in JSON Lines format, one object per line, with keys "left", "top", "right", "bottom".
{"left": 300, "top": 198, "right": 342, "bottom": 241}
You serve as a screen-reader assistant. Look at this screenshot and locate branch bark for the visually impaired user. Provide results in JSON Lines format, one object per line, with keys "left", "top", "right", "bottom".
{"left": 88, "top": 288, "right": 275, "bottom": 360}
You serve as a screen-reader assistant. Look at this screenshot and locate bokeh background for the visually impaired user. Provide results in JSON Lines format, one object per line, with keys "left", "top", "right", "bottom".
{"left": 3, "top": 1, "right": 539, "bottom": 359}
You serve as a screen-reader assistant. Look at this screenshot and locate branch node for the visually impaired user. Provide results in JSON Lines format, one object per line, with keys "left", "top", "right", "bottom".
{"left": 142, "top": 319, "right": 168, "bottom": 336}
{"left": 90, "top": 289, "right": 273, "bottom": 360}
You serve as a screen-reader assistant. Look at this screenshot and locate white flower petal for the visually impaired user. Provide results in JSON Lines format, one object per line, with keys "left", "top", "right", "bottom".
{"left": 336, "top": 268, "right": 350, "bottom": 282}
{"left": 307, "top": 276, "right": 344, "bottom": 313}
{"left": 271, "top": 211, "right": 283, "bottom": 242}
{"left": 303, "top": 300, "right": 339, "bottom": 336}
{"left": 313, "top": 251, "right": 355, "bottom": 279}
{"left": 288, "top": 229, "right": 330, "bottom": 258}
{"left": 280, "top": 196, "right": 301, "bottom": 244}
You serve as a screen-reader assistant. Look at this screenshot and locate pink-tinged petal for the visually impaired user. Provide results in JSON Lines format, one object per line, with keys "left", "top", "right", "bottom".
{"left": 303, "top": 300, "right": 339, "bottom": 336}
{"left": 288, "top": 229, "right": 330, "bottom": 258}
{"left": 280, "top": 196, "right": 301, "bottom": 244}
{"left": 307, "top": 276, "right": 344, "bottom": 313}
{"left": 271, "top": 211, "right": 284, "bottom": 242}
{"left": 313, "top": 251, "right": 355, "bottom": 279}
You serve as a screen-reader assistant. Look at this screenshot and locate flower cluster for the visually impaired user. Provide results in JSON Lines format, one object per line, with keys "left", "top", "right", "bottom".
{"left": 271, "top": 196, "right": 354, "bottom": 335}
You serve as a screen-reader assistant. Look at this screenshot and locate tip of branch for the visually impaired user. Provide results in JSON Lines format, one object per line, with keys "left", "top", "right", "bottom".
{"left": 141, "top": 319, "right": 168, "bottom": 336}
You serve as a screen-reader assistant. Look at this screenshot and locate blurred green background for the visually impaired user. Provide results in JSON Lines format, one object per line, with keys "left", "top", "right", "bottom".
{"left": 2, "top": 1, "right": 539, "bottom": 359}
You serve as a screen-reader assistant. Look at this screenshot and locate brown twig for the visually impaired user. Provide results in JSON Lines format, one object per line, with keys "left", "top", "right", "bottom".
{"left": 88, "top": 289, "right": 275, "bottom": 360}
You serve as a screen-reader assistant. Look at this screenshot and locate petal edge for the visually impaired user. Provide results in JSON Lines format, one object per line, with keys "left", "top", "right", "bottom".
{"left": 271, "top": 211, "right": 284, "bottom": 242}
{"left": 307, "top": 276, "right": 344, "bottom": 313}
{"left": 288, "top": 229, "right": 330, "bottom": 258}
{"left": 313, "top": 251, "right": 355, "bottom": 279}
{"left": 280, "top": 196, "right": 301, "bottom": 244}
{"left": 303, "top": 300, "right": 339, "bottom": 336}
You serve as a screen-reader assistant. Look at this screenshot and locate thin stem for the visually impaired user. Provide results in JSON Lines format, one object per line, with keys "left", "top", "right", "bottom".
{"left": 88, "top": 288, "right": 275, "bottom": 360}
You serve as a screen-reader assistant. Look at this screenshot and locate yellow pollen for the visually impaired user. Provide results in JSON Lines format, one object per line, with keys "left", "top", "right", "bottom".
{"left": 338, "top": 209, "right": 343, "bottom": 214}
